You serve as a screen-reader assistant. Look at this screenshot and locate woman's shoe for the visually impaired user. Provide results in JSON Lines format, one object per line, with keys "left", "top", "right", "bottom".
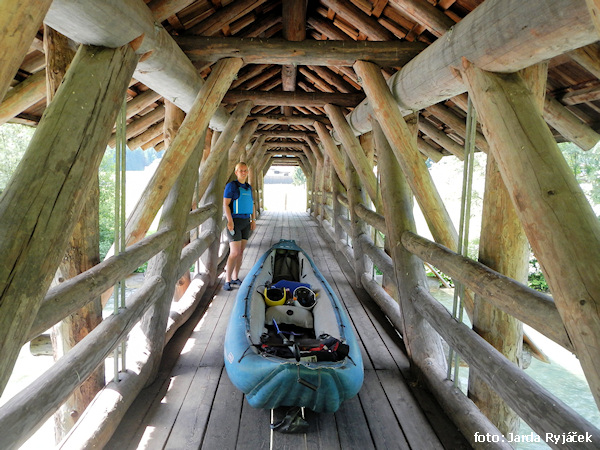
{"left": 223, "top": 282, "right": 232, "bottom": 291}
{"left": 231, "top": 279, "right": 242, "bottom": 286}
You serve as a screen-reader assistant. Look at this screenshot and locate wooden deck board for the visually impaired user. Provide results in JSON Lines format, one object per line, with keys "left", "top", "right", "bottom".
{"left": 110, "top": 211, "right": 468, "bottom": 449}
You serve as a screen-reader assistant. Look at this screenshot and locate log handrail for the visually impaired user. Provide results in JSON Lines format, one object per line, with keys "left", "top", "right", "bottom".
{"left": 0, "top": 277, "right": 166, "bottom": 449}
{"left": 401, "top": 230, "right": 573, "bottom": 351}
{"left": 411, "top": 286, "right": 600, "bottom": 445}
{"left": 28, "top": 203, "right": 218, "bottom": 343}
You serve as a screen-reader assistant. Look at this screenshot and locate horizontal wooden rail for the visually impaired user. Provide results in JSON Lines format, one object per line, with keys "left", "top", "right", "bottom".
{"left": 177, "top": 230, "right": 217, "bottom": 280}
{"left": 354, "top": 203, "right": 386, "bottom": 234}
{"left": 0, "top": 277, "right": 166, "bottom": 449}
{"left": 28, "top": 203, "right": 217, "bottom": 343}
{"left": 356, "top": 233, "right": 393, "bottom": 277}
{"left": 411, "top": 286, "right": 600, "bottom": 446}
{"left": 401, "top": 231, "right": 573, "bottom": 351}
{"left": 28, "top": 229, "right": 176, "bottom": 343}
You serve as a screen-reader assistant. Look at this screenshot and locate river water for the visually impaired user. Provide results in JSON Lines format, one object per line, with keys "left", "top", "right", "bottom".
{"left": 432, "top": 287, "right": 600, "bottom": 449}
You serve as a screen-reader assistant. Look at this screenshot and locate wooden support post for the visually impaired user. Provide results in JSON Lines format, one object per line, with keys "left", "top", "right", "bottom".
{"left": 124, "top": 58, "right": 242, "bottom": 247}
{"left": 354, "top": 60, "right": 458, "bottom": 249}
{"left": 468, "top": 64, "right": 544, "bottom": 436}
{"left": 44, "top": 25, "right": 102, "bottom": 441}
{"left": 325, "top": 103, "right": 382, "bottom": 211}
{"left": 0, "top": 0, "right": 52, "bottom": 103}
{"left": 314, "top": 121, "right": 348, "bottom": 188}
{"left": 344, "top": 152, "right": 368, "bottom": 287}
{"left": 228, "top": 120, "right": 259, "bottom": 173}
{"left": 543, "top": 96, "right": 600, "bottom": 151}
{"left": 142, "top": 126, "right": 204, "bottom": 383}
{"left": 281, "top": 0, "right": 306, "bottom": 116}
{"left": 373, "top": 118, "right": 446, "bottom": 367}
{"left": 462, "top": 60, "right": 600, "bottom": 409}
{"left": 197, "top": 101, "right": 253, "bottom": 199}
{"left": 0, "top": 44, "right": 138, "bottom": 396}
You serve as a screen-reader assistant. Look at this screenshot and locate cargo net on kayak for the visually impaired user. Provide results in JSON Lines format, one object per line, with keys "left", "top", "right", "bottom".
{"left": 256, "top": 248, "right": 350, "bottom": 362}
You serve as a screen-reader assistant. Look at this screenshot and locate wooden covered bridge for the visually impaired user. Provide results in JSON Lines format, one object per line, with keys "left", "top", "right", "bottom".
{"left": 1, "top": 0, "right": 600, "bottom": 448}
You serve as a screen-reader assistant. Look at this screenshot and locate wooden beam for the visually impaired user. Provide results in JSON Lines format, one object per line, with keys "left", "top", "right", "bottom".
{"left": 418, "top": 120, "right": 465, "bottom": 160}
{"left": 125, "top": 58, "right": 243, "bottom": 247}
{"left": 568, "top": 43, "right": 600, "bottom": 79}
{"left": 223, "top": 90, "right": 364, "bottom": 107}
{"left": 0, "top": 69, "right": 47, "bottom": 126}
{"left": 44, "top": 0, "right": 231, "bottom": 131}
{"left": 123, "top": 89, "right": 162, "bottom": 120}
{"left": 412, "top": 286, "right": 600, "bottom": 448}
{"left": 417, "top": 137, "right": 443, "bottom": 162}
{"left": 462, "top": 60, "right": 600, "bottom": 409}
{"left": 427, "top": 103, "right": 489, "bottom": 153}
{"left": 307, "top": 16, "right": 350, "bottom": 41}
{"left": 543, "top": 96, "right": 600, "bottom": 150}
{"left": 325, "top": 103, "right": 382, "bottom": 210}
{"left": 281, "top": 0, "right": 306, "bottom": 114}
{"left": 354, "top": 60, "right": 458, "bottom": 249}
{"left": 0, "top": 0, "right": 52, "bottom": 104}
{"left": 250, "top": 114, "right": 329, "bottom": 126}
{"left": 321, "top": 0, "right": 395, "bottom": 41}
{"left": 255, "top": 130, "right": 309, "bottom": 139}
{"left": 147, "top": 0, "right": 196, "bottom": 23}
{"left": 388, "top": 0, "right": 455, "bottom": 37}
{"left": 374, "top": 117, "right": 447, "bottom": 370}
{"left": 0, "top": 44, "right": 138, "bottom": 397}
{"left": 264, "top": 141, "right": 307, "bottom": 150}
{"left": 314, "top": 121, "right": 348, "bottom": 188}
{"left": 177, "top": 36, "right": 425, "bottom": 67}
{"left": 188, "top": 0, "right": 268, "bottom": 35}
{"left": 344, "top": 0, "right": 598, "bottom": 136}
{"left": 586, "top": 0, "right": 600, "bottom": 35}
{"left": 127, "top": 120, "right": 165, "bottom": 150}
{"left": 108, "top": 105, "right": 165, "bottom": 148}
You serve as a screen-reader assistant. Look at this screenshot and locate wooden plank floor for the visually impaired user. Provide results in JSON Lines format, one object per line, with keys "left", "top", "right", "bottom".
{"left": 109, "top": 211, "right": 470, "bottom": 450}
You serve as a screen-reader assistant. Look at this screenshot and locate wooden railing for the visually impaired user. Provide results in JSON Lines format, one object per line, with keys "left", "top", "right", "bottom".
{"left": 0, "top": 202, "right": 227, "bottom": 449}
{"left": 310, "top": 188, "right": 600, "bottom": 448}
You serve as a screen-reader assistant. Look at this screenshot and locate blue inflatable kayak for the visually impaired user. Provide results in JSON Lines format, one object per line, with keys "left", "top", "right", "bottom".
{"left": 224, "top": 240, "right": 363, "bottom": 413}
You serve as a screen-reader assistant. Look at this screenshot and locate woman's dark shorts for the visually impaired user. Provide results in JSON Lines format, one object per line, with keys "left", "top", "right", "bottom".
{"left": 229, "top": 217, "right": 252, "bottom": 242}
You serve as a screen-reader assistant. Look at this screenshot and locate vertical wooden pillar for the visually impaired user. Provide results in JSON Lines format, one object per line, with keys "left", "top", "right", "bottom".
{"left": 354, "top": 60, "right": 458, "bottom": 249}
{"left": 314, "top": 121, "right": 348, "bottom": 188}
{"left": 468, "top": 63, "right": 545, "bottom": 436}
{"left": 331, "top": 164, "right": 345, "bottom": 247}
{"left": 462, "top": 60, "right": 600, "bottom": 409}
{"left": 164, "top": 101, "right": 191, "bottom": 301}
{"left": 373, "top": 118, "right": 446, "bottom": 366}
{"left": 44, "top": 26, "right": 104, "bottom": 441}
{"left": 344, "top": 152, "right": 368, "bottom": 286}
{"left": 0, "top": 44, "right": 138, "bottom": 396}
{"left": 142, "top": 128, "right": 205, "bottom": 382}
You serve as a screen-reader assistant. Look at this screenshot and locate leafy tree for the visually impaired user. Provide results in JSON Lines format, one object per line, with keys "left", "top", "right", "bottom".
{"left": 292, "top": 167, "right": 306, "bottom": 186}
{"left": 559, "top": 142, "right": 600, "bottom": 208}
{"left": 99, "top": 148, "right": 116, "bottom": 259}
{"left": 0, "top": 124, "right": 34, "bottom": 191}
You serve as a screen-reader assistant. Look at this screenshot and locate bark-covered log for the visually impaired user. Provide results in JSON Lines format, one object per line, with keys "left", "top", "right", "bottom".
{"left": 177, "top": 36, "right": 425, "bottom": 67}
{"left": 462, "top": 61, "right": 600, "bottom": 409}
{"left": 0, "top": 44, "right": 138, "bottom": 396}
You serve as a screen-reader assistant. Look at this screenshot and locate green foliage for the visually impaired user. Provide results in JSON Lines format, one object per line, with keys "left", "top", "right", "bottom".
{"left": 0, "top": 124, "right": 35, "bottom": 191}
{"left": 559, "top": 142, "right": 600, "bottom": 208}
{"left": 528, "top": 258, "right": 549, "bottom": 292}
{"left": 99, "top": 148, "right": 116, "bottom": 259}
{"left": 292, "top": 167, "right": 306, "bottom": 186}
